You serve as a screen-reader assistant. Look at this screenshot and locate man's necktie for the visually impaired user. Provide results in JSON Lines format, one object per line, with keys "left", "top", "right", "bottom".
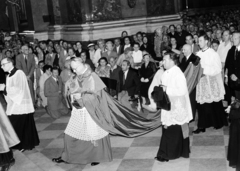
{"left": 182, "top": 56, "right": 187, "bottom": 64}
{"left": 123, "top": 72, "right": 126, "bottom": 85}
{"left": 235, "top": 48, "right": 238, "bottom": 60}
{"left": 56, "top": 79, "right": 59, "bottom": 85}
{"left": 25, "top": 55, "right": 27, "bottom": 65}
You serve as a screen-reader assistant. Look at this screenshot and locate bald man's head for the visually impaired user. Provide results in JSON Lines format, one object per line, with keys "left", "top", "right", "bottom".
{"left": 70, "top": 57, "right": 86, "bottom": 75}
{"left": 182, "top": 44, "right": 192, "bottom": 57}
{"left": 233, "top": 32, "right": 240, "bottom": 46}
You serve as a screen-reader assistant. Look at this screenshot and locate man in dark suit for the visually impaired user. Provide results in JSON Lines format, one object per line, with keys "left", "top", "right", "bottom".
{"left": 186, "top": 34, "right": 200, "bottom": 54}
{"left": 75, "top": 41, "right": 89, "bottom": 58}
{"left": 118, "top": 60, "right": 140, "bottom": 108}
{"left": 44, "top": 67, "right": 69, "bottom": 118}
{"left": 39, "top": 41, "right": 48, "bottom": 61}
{"left": 113, "top": 38, "right": 123, "bottom": 56}
{"left": 180, "top": 44, "right": 201, "bottom": 121}
{"left": 175, "top": 24, "right": 190, "bottom": 47}
{"left": 16, "top": 45, "right": 36, "bottom": 104}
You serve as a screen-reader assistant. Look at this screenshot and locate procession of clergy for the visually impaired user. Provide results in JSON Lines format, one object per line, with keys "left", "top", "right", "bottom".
{"left": 0, "top": 31, "right": 240, "bottom": 171}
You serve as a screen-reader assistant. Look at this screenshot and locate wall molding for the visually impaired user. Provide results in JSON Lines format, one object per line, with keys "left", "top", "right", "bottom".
{"left": 34, "top": 14, "right": 182, "bottom": 41}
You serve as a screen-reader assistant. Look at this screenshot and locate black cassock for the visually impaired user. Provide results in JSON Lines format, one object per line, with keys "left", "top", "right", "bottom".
{"left": 228, "top": 95, "right": 240, "bottom": 170}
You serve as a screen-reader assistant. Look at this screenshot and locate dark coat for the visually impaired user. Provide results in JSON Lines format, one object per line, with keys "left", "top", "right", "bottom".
{"left": 179, "top": 53, "right": 200, "bottom": 72}
{"left": 119, "top": 69, "right": 140, "bottom": 97}
{"left": 15, "top": 53, "right": 35, "bottom": 81}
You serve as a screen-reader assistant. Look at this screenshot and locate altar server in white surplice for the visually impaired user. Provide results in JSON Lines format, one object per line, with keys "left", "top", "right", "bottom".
{"left": 0, "top": 57, "right": 39, "bottom": 151}
{"left": 193, "top": 34, "right": 228, "bottom": 134}
{"left": 155, "top": 52, "right": 192, "bottom": 162}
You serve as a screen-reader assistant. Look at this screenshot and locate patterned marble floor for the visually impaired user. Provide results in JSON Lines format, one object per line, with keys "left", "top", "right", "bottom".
{"left": 9, "top": 108, "right": 235, "bottom": 171}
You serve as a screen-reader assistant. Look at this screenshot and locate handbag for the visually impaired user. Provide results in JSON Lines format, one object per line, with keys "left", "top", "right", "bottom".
{"left": 229, "top": 79, "right": 240, "bottom": 91}
{"left": 151, "top": 85, "right": 171, "bottom": 111}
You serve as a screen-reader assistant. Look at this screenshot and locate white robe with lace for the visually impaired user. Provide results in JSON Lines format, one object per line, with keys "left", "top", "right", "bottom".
{"left": 161, "top": 66, "right": 193, "bottom": 126}
{"left": 4, "top": 70, "right": 34, "bottom": 115}
{"left": 196, "top": 48, "right": 225, "bottom": 104}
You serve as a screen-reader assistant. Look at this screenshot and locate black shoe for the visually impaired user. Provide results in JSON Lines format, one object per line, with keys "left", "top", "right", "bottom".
{"left": 52, "top": 157, "right": 66, "bottom": 163}
{"left": 192, "top": 128, "right": 205, "bottom": 134}
{"left": 154, "top": 156, "right": 169, "bottom": 162}
{"left": 91, "top": 162, "right": 99, "bottom": 166}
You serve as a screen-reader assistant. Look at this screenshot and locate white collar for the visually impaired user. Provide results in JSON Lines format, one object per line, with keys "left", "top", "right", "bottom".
{"left": 186, "top": 54, "right": 191, "bottom": 60}
{"left": 236, "top": 45, "right": 240, "bottom": 51}
{"left": 52, "top": 76, "right": 58, "bottom": 81}
{"left": 9, "top": 67, "right": 14, "bottom": 73}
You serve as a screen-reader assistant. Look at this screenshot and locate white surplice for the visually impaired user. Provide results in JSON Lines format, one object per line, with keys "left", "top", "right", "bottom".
{"left": 5, "top": 70, "right": 34, "bottom": 115}
{"left": 161, "top": 66, "right": 193, "bottom": 126}
{"left": 196, "top": 48, "right": 225, "bottom": 104}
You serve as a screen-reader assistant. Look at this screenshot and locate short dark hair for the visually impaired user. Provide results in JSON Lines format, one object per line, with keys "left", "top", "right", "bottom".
{"left": 186, "top": 34, "right": 193, "bottom": 39}
{"left": 47, "top": 39, "right": 53, "bottom": 45}
{"left": 75, "top": 41, "right": 81, "bottom": 45}
{"left": 199, "top": 34, "right": 210, "bottom": 42}
{"left": 80, "top": 51, "right": 87, "bottom": 56}
{"left": 164, "top": 51, "right": 180, "bottom": 65}
{"left": 38, "top": 60, "right": 44, "bottom": 65}
{"left": 124, "top": 36, "right": 131, "bottom": 43}
{"left": 5, "top": 49, "right": 12, "bottom": 55}
{"left": 52, "top": 66, "right": 59, "bottom": 72}
{"left": 133, "top": 42, "right": 140, "bottom": 47}
{"left": 98, "top": 57, "right": 108, "bottom": 65}
{"left": 211, "top": 39, "right": 220, "bottom": 45}
{"left": 40, "top": 41, "right": 46, "bottom": 45}
{"left": 136, "top": 31, "right": 142, "bottom": 36}
{"left": 169, "top": 24, "right": 176, "bottom": 29}
{"left": 68, "top": 47, "right": 75, "bottom": 53}
{"left": 122, "top": 60, "right": 131, "bottom": 66}
{"left": 43, "top": 65, "right": 52, "bottom": 73}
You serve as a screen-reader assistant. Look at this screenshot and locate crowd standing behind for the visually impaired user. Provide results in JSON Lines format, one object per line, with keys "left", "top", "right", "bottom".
{"left": 1, "top": 8, "right": 240, "bottom": 170}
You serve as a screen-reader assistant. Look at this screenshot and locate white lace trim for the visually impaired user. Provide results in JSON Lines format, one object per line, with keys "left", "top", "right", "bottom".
{"left": 64, "top": 107, "right": 108, "bottom": 142}
{"left": 196, "top": 73, "right": 225, "bottom": 104}
{"left": 161, "top": 95, "right": 192, "bottom": 126}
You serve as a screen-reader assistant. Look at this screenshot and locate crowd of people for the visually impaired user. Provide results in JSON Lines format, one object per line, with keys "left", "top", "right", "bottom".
{"left": 0, "top": 8, "right": 240, "bottom": 171}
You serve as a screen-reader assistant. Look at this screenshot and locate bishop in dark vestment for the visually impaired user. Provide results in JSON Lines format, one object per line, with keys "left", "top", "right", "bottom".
{"left": 179, "top": 44, "right": 201, "bottom": 120}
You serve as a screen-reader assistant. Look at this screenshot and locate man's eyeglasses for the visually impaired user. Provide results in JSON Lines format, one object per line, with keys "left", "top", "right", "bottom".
{"left": 1, "top": 62, "right": 10, "bottom": 67}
